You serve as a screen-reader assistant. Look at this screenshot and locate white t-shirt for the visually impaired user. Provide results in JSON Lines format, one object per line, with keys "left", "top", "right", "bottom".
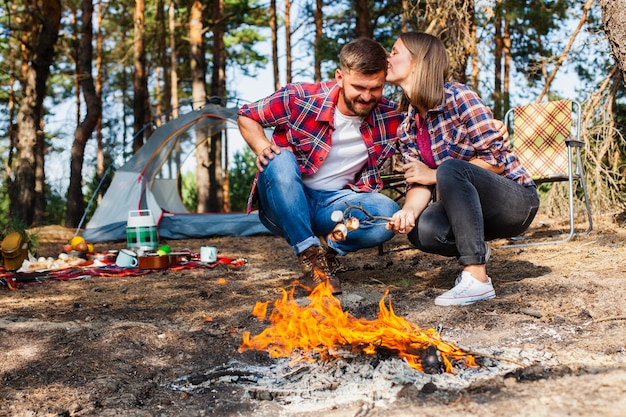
{"left": 302, "top": 110, "right": 368, "bottom": 190}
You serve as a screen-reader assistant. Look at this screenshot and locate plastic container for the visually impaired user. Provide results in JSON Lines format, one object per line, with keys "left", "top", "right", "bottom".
{"left": 126, "top": 210, "right": 158, "bottom": 250}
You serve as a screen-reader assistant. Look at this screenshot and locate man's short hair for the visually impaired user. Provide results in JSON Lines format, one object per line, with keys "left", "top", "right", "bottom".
{"left": 339, "top": 38, "right": 388, "bottom": 75}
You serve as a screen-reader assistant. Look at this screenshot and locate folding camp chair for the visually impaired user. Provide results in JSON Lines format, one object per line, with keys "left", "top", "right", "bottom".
{"left": 504, "top": 100, "right": 592, "bottom": 246}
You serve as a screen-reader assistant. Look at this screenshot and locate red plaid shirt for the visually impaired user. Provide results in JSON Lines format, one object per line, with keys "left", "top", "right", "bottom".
{"left": 239, "top": 81, "right": 403, "bottom": 213}
{"left": 398, "top": 82, "right": 535, "bottom": 190}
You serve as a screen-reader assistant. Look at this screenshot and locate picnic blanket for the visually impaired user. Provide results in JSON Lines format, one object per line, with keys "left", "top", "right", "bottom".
{"left": 0, "top": 257, "right": 247, "bottom": 291}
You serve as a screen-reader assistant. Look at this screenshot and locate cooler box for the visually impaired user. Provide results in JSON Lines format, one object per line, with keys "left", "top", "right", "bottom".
{"left": 126, "top": 210, "right": 158, "bottom": 250}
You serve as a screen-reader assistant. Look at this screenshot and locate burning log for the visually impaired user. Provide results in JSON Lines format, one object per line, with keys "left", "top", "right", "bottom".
{"left": 239, "top": 282, "right": 478, "bottom": 373}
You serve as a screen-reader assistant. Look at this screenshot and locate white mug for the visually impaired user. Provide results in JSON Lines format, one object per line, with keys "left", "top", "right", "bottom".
{"left": 116, "top": 249, "right": 138, "bottom": 267}
{"left": 200, "top": 246, "right": 217, "bottom": 263}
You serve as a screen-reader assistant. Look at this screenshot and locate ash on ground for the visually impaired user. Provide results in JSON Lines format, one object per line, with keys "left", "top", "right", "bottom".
{"left": 168, "top": 346, "right": 558, "bottom": 412}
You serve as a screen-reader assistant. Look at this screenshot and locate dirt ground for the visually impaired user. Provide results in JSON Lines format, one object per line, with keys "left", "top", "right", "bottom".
{"left": 1, "top": 212, "right": 625, "bottom": 417}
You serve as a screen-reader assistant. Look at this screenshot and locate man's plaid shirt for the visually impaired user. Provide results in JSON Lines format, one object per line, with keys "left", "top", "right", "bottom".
{"left": 238, "top": 81, "right": 404, "bottom": 213}
{"left": 397, "top": 81, "right": 535, "bottom": 191}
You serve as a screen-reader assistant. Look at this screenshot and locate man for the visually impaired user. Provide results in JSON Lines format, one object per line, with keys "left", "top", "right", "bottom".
{"left": 237, "top": 38, "right": 403, "bottom": 295}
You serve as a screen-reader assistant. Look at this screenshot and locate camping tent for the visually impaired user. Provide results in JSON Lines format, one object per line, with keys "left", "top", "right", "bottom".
{"left": 82, "top": 103, "right": 271, "bottom": 243}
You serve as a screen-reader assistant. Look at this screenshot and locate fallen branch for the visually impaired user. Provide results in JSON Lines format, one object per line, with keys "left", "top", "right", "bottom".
{"left": 593, "top": 315, "right": 626, "bottom": 324}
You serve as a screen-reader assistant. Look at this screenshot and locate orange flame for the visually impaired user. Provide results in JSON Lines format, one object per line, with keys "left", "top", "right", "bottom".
{"left": 239, "top": 282, "right": 477, "bottom": 373}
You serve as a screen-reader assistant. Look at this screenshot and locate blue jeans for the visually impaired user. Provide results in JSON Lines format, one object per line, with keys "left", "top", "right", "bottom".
{"left": 257, "top": 151, "right": 399, "bottom": 256}
{"left": 408, "top": 159, "right": 540, "bottom": 265}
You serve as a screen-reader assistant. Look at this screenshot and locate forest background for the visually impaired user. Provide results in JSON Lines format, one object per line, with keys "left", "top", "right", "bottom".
{"left": 0, "top": 0, "right": 625, "bottom": 237}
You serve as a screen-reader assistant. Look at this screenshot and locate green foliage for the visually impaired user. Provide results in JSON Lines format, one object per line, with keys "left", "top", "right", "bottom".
{"left": 45, "top": 187, "right": 67, "bottom": 226}
{"left": 0, "top": 217, "right": 39, "bottom": 254}
{"left": 181, "top": 171, "right": 198, "bottom": 212}
{"left": 228, "top": 147, "right": 257, "bottom": 212}
{"left": 504, "top": 0, "right": 572, "bottom": 82}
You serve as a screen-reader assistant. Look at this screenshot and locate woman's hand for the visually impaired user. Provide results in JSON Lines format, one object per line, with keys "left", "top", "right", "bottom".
{"left": 386, "top": 209, "right": 417, "bottom": 234}
{"left": 403, "top": 157, "right": 436, "bottom": 186}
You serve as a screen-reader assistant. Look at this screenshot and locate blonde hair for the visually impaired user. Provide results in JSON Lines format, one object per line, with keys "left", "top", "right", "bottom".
{"left": 397, "top": 32, "right": 449, "bottom": 113}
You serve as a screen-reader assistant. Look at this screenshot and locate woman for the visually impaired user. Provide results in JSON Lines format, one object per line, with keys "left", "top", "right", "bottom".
{"left": 385, "top": 32, "right": 540, "bottom": 306}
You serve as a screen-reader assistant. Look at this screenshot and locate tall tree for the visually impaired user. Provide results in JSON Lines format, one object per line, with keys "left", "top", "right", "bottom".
{"left": 169, "top": 0, "right": 179, "bottom": 119}
{"left": 156, "top": 0, "right": 171, "bottom": 124}
{"left": 133, "top": 0, "right": 151, "bottom": 152}
{"left": 190, "top": 0, "right": 210, "bottom": 211}
{"left": 599, "top": 0, "right": 626, "bottom": 83}
{"left": 9, "top": 0, "right": 62, "bottom": 226}
{"left": 314, "top": 0, "right": 323, "bottom": 82}
{"left": 210, "top": 0, "right": 225, "bottom": 211}
{"left": 65, "top": 0, "right": 103, "bottom": 227}
{"left": 284, "top": 0, "right": 292, "bottom": 83}
{"left": 95, "top": 0, "right": 105, "bottom": 202}
{"left": 354, "top": 0, "right": 372, "bottom": 38}
{"left": 270, "top": 0, "right": 279, "bottom": 89}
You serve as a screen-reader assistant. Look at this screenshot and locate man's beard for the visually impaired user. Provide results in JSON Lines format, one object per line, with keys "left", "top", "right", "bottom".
{"left": 341, "top": 90, "right": 379, "bottom": 117}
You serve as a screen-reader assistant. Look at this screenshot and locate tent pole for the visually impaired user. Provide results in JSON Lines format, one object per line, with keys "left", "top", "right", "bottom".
{"left": 75, "top": 165, "right": 115, "bottom": 238}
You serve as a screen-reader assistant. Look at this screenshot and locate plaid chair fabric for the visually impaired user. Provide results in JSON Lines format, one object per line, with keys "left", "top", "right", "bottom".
{"left": 512, "top": 100, "right": 572, "bottom": 181}
{"left": 505, "top": 99, "right": 592, "bottom": 246}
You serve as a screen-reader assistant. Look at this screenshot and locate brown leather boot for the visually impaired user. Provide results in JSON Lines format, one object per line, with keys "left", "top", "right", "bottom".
{"left": 319, "top": 237, "right": 341, "bottom": 274}
{"left": 297, "top": 246, "right": 342, "bottom": 295}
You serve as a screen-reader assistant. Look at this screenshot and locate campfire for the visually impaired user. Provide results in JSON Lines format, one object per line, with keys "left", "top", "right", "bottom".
{"left": 239, "top": 282, "right": 478, "bottom": 374}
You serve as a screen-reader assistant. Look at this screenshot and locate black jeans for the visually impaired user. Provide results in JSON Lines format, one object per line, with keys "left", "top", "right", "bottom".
{"left": 408, "top": 159, "right": 540, "bottom": 266}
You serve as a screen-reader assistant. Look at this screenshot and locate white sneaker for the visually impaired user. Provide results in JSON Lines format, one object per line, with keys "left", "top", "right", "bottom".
{"left": 454, "top": 243, "right": 491, "bottom": 286}
{"left": 435, "top": 271, "right": 496, "bottom": 306}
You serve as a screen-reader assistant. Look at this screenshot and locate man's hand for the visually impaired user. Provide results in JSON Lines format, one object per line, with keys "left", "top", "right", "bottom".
{"left": 256, "top": 144, "right": 282, "bottom": 171}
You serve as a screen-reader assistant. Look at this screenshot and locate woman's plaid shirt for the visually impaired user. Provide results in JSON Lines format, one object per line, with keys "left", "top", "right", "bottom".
{"left": 397, "top": 81, "right": 535, "bottom": 191}
{"left": 239, "top": 81, "right": 404, "bottom": 213}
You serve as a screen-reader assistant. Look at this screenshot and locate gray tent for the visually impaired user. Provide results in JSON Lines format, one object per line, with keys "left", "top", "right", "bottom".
{"left": 83, "top": 104, "right": 270, "bottom": 243}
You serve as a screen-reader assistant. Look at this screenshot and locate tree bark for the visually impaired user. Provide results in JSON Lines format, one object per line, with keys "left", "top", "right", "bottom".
{"left": 95, "top": 0, "right": 105, "bottom": 202}
{"left": 285, "top": 0, "right": 292, "bottom": 84}
{"left": 314, "top": 0, "right": 323, "bottom": 82}
{"left": 65, "top": 0, "right": 103, "bottom": 228}
{"left": 270, "top": 0, "right": 279, "bottom": 90}
{"left": 209, "top": 0, "right": 225, "bottom": 211}
{"left": 168, "top": 1, "right": 181, "bottom": 178}
{"left": 157, "top": 0, "right": 171, "bottom": 124}
{"left": 599, "top": 0, "right": 626, "bottom": 84}
{"left": 10, "top": 0, "right": 62, "bottom": 226}
{"left": 354, "top": 0, "right": 372, "bottom": 38}
{"left": 133, "top": 0, "right": 151, "bottom": 152}
{"left": 190, "top": 0, "right": 210, "bottom": 212}
{"left": 493, "top": 2, "right": 503, "bottom": 119}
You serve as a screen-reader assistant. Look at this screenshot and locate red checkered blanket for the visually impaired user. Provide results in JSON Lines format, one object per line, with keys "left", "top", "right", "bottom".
{"left": 0, "top": 257, "right": 247, "bottom": 290}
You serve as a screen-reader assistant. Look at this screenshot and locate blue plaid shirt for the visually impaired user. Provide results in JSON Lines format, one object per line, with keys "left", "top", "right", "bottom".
{"left": 397, "top": 82, "right": 535, "bottom": 189}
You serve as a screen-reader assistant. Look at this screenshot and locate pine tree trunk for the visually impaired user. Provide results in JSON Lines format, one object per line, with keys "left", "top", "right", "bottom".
{"left": 270, "top": 0, "right": 279, "bottom": 90}
{"left": 210, "top": 0, "right": 225, "bottom": 211}
{"left": 285, "top": 0, "right": 292, "bottom": 84}
{"left": 190, "top": 0, "right": 210, "bottom": 212}
{"left": 354, "top": 0, "right": 372, "bottom": 38}
{"left": 599, "top": 0, "right": 626, "bottom": 83}
{"left": 314, "top": 0, "right": 323, "bottom": 82}
{"left": 168, "top": 1, "right": 181, "bottom": 177}
{"left": 95, "top": 0, "right": 105, "bottom": 202}
{"left": 133, "top": 0, "right": 151, "bottom": 152}
{"left": 65, "top": 0, "right": 102, "bottom": 228}
{"left": 157, "top": 0, "right": 170, "bottom": 124}
{"left": 9, "top": 0, "right": 62, "bottom": 226}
